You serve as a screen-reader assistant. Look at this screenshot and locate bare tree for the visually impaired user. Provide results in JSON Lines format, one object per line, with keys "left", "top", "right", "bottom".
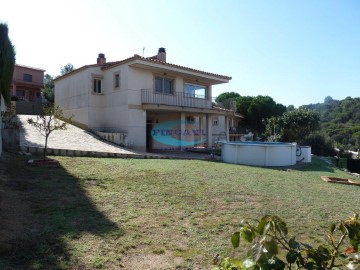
{"left": 27, "top": 105, "right": 72, "bottom": 160}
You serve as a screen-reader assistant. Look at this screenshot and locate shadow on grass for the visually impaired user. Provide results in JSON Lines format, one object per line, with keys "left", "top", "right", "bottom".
{"left": 0, "top": 152, "right": 122, "bottom": 269}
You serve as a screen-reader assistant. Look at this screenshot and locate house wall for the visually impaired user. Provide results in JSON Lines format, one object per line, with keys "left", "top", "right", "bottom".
{"left": 85, "top": 65, "right": 128, "bottom": 132}
{"left": 13, "top": 66, "right": 44, "bottom": 86}
{"left": 147, "top": 112, "right": 181, "bottom": 150}
{"left": 55, "top": 68, "right": 94, "bottom": 127}
{"left": 212, "top": 115, "right": 226, "bottom": 136}
{"left": 212, "top": 115, "right": 230, "bottom": 143}
{"left": 125, "top": 66, "right": 153, "bottom": 150}
{"left": 212, "top": 115, "right": 243, "bottom": 142}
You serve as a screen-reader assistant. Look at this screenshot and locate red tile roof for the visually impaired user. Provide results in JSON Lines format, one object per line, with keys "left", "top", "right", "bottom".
{"left": 15, "top": 64, "right": 45, "bottom": 72}
{"left": 212, "top": 106, "right": 244, "bottom": 118}
{"left": 54, "top": 54, "right": 231, "bottom": 82}
{"left": 102, "top": 54, "right": 232, "bottom": 80}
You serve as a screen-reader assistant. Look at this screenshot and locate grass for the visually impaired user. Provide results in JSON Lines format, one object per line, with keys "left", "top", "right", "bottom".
{"left": 330, "top": 157, "right": 348, "bottom": 169}
{"left": 0, "top": 153, "right": 359, "bottom": 269}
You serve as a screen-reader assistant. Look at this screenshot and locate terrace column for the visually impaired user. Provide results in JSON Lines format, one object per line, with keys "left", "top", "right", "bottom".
{"left": 207, "top": 114, "right": 213, "bottom": 148}
{"left": 198, "top": 116, "right": 202, "bottom": 145}
{"left": 180, "top": 112, "right": 186, "bottom": 151}
{"left": 225, "top": 116, "right": 230, "bottom": 142}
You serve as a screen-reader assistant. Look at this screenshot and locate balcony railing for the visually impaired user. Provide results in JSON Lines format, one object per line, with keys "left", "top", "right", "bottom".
{"left": 141, "top": 89, "right": 212, "bottom": 109}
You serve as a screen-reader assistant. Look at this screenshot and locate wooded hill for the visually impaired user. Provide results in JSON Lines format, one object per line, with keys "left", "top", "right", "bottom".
{"left": 300, "top": 96, "right": 360, "bottom": 150}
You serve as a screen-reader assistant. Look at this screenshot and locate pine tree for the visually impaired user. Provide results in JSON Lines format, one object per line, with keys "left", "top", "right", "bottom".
{"left": 0, "top": 23, "right": 16, "bottom": 104}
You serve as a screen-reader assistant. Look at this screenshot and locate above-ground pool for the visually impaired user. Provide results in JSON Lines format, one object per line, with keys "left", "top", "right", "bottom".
{"left": 222, "top": 141, "right": 297, "bottom": 167}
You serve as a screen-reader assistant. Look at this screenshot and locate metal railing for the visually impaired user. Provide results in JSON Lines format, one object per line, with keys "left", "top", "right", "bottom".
{"left": 141, "top": 89, "right": 212, "bottom": 109}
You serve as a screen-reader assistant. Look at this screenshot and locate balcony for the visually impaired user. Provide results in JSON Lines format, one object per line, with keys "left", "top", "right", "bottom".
{"left": 12, "top": 78, "right": 44, "bottom": 88}
{"left": 141, "top": 89, "right": 212, "bottom": 109}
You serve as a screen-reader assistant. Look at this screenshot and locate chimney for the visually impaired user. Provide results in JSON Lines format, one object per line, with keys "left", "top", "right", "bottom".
{"left": 157, "top": 47, "right": 166, "bottom": 62}
{"left": 97, "top": 53, "right": 106, "bottom": 65}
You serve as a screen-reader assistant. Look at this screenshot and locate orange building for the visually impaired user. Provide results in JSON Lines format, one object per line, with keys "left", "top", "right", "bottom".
{"left": 11, "top": 64, "right": 45, "bottom": 101}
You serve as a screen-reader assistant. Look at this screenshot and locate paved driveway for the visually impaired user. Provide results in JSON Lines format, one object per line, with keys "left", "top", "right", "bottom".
{"left": 18, "top": 115, "right": 140, "bottom": 155}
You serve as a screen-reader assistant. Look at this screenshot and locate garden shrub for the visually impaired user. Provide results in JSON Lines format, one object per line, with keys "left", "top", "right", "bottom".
{"left": 213, "top": 213, "right": 360, "bottom": 270}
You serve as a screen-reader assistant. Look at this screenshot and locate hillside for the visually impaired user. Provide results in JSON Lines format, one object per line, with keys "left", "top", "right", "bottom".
{"left": 301, "top": 96, "right": 360, "bottom": 150}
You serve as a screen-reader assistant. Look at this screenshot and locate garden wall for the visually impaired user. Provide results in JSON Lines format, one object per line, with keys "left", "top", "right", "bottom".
{"left": 92, "top": 130, "right": 128, "bottom": 147}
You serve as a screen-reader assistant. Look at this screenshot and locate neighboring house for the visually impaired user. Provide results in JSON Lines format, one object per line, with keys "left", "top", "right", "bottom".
{"left": 11, "top": 64, "right": 45, "bottom": 102}
{"left": 54, "top": 48, "right": 241, "bottom": 151}
{"left": 10, "top": 64, "right": 45, "bottom": 115}
{"left": 212, "top": 114, "right": 244, "bottom": 142}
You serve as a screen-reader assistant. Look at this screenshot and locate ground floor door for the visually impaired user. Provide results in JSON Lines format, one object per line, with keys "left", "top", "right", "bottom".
{"left": 146, "top": 119, "right": 153, "bottom": 151}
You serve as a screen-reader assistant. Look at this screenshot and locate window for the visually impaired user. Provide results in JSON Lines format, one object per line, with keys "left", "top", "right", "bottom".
{"left": 185, "top": 83, "right": 206, "bottom": 99}
{"left": 93, "top": 78, "right": 102, "bottom": 94}
{"left": 23, "top": 74, "right": 32, "bottom": 82}
{"left": 16, "top": 89, "right": 25, "bottom": 97}
{"left": 114, "top": 73, "right": 120, "bottom": 89}
{"left": 155, "top": 77, "right": 173, "bottom": 94}
{"left": 114, "top": 71, "right": 120, "bottom": 88}
{"left": 212, "top": 117, "right": 219, "bottom": 126}
{"left": 186, "top": 116, "right": 195, "bottom": 124}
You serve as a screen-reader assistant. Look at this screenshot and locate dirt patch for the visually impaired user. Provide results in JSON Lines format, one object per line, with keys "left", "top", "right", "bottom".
{"left": 27, "top": 159, "right": 60, "bottom": 167}
{"left": 120, "top": 251, "right": 184, "bottom": 270}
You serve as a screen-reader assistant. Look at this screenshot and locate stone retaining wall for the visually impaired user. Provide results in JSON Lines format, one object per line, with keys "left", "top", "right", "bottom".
{"left": 19, "top": 146, "right": 167, "bottom": 159}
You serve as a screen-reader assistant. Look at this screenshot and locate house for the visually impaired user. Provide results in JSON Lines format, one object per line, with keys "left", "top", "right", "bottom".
{"left": 54, "top": 48, "right": 241, "bottom": 151}
{"left": 11, "top": 64, "right": 45, "bottom": 101}
{"left": 212, "top": 114, "right": 243, "bottom": 142}
{"left": 10, "top": 64, "right": 45, "bottom": 115}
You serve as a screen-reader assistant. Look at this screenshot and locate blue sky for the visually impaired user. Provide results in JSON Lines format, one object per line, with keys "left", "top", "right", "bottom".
{"left": 1, "top": 0, "right": 359, "bottom": 107}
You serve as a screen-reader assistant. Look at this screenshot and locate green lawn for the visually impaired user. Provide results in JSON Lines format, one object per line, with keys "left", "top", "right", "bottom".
{"left": 0, "top": 153, "right": 359, "bottom": 269}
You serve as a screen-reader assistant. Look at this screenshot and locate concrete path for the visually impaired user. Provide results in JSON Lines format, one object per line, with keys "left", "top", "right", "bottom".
{"left": 18, "top": 115, "right": 212, "bottom": 160}
{"left": 18, "top": 115, "right": 157, "bottom": 158}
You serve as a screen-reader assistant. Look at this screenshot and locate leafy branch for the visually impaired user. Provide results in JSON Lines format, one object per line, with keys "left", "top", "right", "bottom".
{"left": 214, "top": 213, "right": 360, "bottom": 270}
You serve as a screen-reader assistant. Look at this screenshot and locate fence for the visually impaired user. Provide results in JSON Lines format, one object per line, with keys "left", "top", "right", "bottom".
{"left": 347, "top": 159, "right": 360, "bottom": 174}
{"left": 15, "top": 101, "right": 42, "bottom": 115}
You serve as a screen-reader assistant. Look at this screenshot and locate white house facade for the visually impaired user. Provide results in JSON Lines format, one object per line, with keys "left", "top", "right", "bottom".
{"left": 55, "top": 48, "right": 240, "bottom": 151}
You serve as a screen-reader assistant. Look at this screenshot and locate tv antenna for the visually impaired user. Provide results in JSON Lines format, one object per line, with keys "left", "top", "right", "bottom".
{"left": 142, "top": 47, "right": 145, "bottom": 57}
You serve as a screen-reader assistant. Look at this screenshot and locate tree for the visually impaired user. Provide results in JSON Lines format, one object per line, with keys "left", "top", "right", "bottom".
{"left": 286, "top": 105, "right": 295, "bottom": 111}
{"left": 301, "top": 96, "right": 360, "bottom": 150}
{"left": 236, "top": 96, "right": 254, "bottom": 116}
{"left": 324, "top": 96, "right": 334, "bottom": 103}
{"left": 267, "top": 109, "right": 320, "bottom": 143}
{"left": 215, "top": 92, "right": 240, "bottom": 103}
{"left": 215, "top": 92, "right": 240, "bottom": 110}
{"left": 27, "top": 105, "right": 72, "bottom": 160}
{"left": 247, "top": 96, "right": 286, "bottom": 133}
{"left": 302, "top": 132, "right": 336, "bottom": 156}
{"left": 352, "top": 131, "right": 360, "bottom": 149}
{"left": 60, "top": 63, "right": 74, "bottom": 75}
{"left": 42, "top": 74, "right": 54, "bottom": 103}
{"left": 236, "top": 95, "right": 286, "bottom": 134}
{"left": 0, "top": 23, "right": 16, "bottom": 104}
